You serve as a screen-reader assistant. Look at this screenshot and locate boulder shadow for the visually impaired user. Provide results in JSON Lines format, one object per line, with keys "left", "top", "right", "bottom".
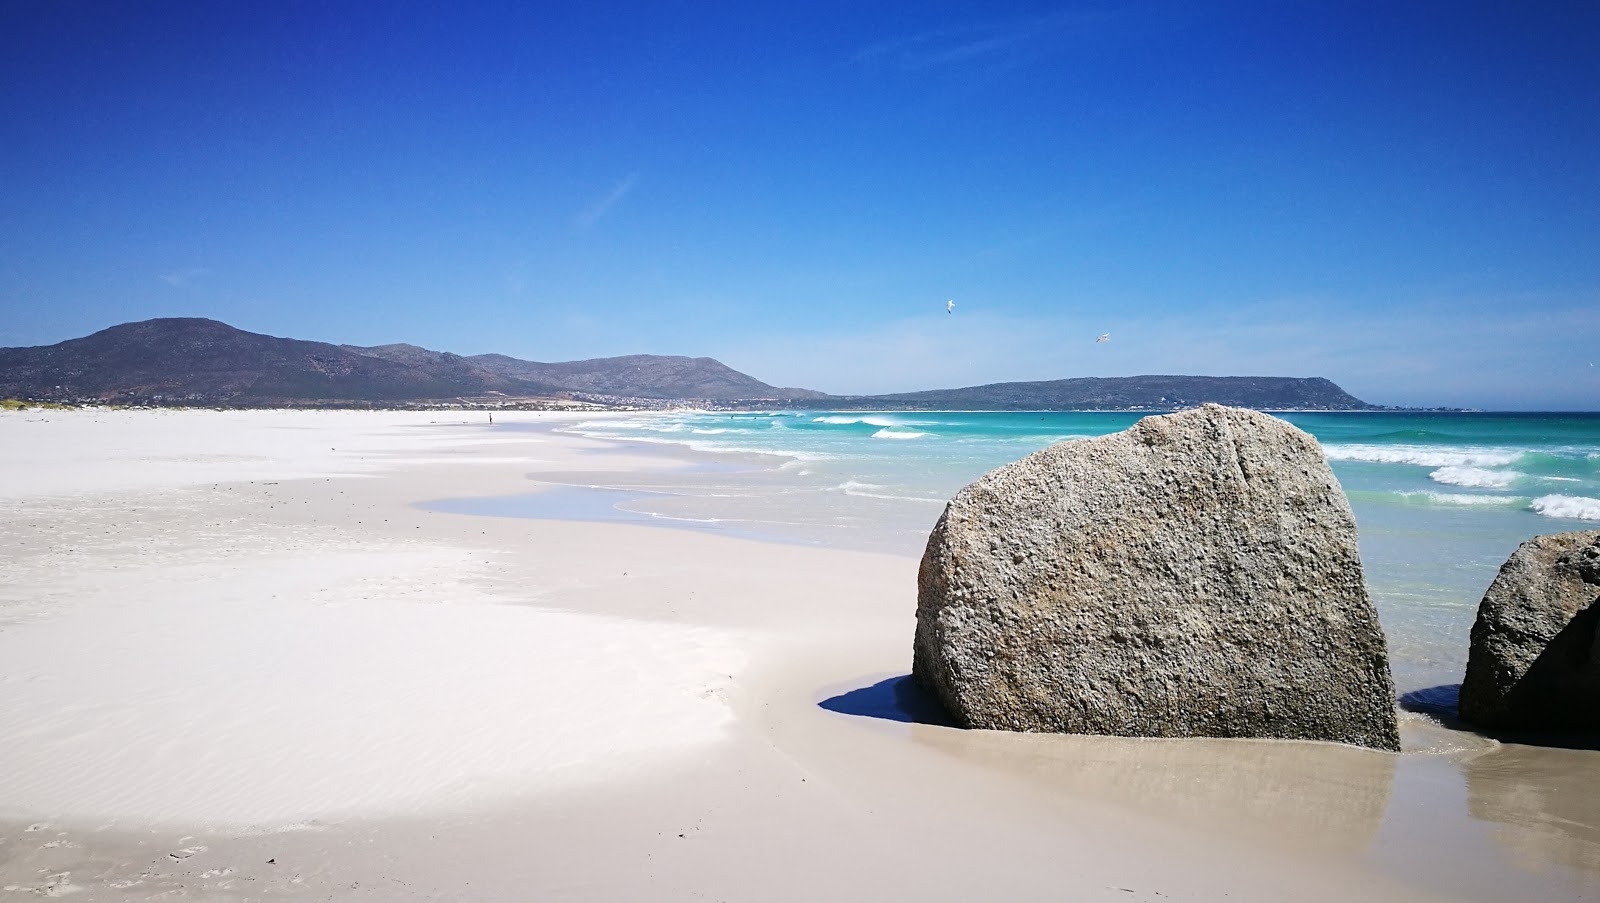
{"left": 1400, "top": 683, "right": 1600, "bottom": 751}
{"left": 819, "top": 675, "right": 960, "bottom": 728}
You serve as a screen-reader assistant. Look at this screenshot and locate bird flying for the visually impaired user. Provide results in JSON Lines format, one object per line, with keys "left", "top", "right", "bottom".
{"left": 1095, "top": 333, "right": 1110, "bottom": 343}
{"left": 946, "top": 299, "right": 955, "bottom": 314}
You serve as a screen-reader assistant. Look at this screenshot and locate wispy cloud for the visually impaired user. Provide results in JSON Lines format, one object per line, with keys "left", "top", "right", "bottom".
{"left": 575, "top": 172, "right": 640, "bottom": 230}
{"left": 159, "top": 267, "right": 210, "bottom": 287}
{"left": 852, "top": 10, "right": 1109, "bottom": 71}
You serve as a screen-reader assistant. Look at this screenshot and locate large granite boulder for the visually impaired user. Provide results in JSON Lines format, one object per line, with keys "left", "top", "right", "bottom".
{"left": 913, "top": 404, "right": 1399, "bottom": 751}
{"left": 1458, "top": 531, "right": 1600, "bottom": 730}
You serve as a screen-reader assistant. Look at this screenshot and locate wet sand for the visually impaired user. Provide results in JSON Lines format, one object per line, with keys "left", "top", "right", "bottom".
{"left": 1, "top": 409, "right": 1596, "bottom": 900}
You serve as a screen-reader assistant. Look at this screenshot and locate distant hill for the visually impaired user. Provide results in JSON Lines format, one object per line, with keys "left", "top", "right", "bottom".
{"left": 0, "top": 318, "right": 1379, "bottom": 410}
{"left": 0, "top": 318, "right": 821, "bottom": 404}
{"left": 463, "top": 352, "right": 827, "bottom": 401}
{"left": 854, "top": 375, "right": 1373, "bottom": 411}
{"left": 337, "top": 343, "right": 556, "bottom": 395}
{"left": 0, "top": 319, "right": 498, "bottom": 403}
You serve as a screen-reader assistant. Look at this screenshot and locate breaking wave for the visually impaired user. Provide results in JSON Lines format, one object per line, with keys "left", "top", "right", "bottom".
{"left": 1530, "top": 494, "right": 1600, "bottom": 521}
{"left": 873, "top": 428, "right": 929, "bottom": 440}
{"left": 813, "top": 415, "right": 903, "bottom": 427}
{"left": 1428, "top": 466, "right": 1520, "bottom": 489}
{"left": 1394, "top": 492, "right": 1526, "bottom": 508}
{"left": 1322, "top": 444, "right": 1521, "bottom": 468}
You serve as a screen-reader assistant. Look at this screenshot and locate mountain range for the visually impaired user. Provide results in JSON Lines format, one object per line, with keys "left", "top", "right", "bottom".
{"left": 0, "top": 318, "right": 1377, "bottom": 410}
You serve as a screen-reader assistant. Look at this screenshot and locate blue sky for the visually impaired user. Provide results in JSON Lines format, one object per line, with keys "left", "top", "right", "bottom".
{"left": 2, "top": 1, "right": 1597, "bottom": 409}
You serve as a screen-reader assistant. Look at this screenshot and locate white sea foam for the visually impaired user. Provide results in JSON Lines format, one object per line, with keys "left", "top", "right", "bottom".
{"left": 1530, "top": 494, "right": 1600, "bottom": 521}
{"left": 1395, "top": 492, "right": 1525, "bottom": 507}
{"left": 952, "top": 434, "right": 1091, "bottom": 446}
{"left": 873, "top": 428, "right": 929, "bottom": 440}
{"left": 589, "top": 433, "right": 832, "bottom": 462}
{"left": 814, "top": 415, "right": 895, "bottom": 426}
{"left": 566, "top": 418, "right": 688, "bottom": 435}
{"left": 813, "top": 415, "right": 932, "bottom": 428}
{"left": 686, "top": 441, "right": 832, "bottom": 461}
{"left": 637, "top": 510, "right": 724, "bottom": 524}
{"left": 1322, "top": 444, "right": 1521, "bottom": 468}
{"left": 1429, "top": 466, "right": 1521, "bottom": 489}
{"left": 836, "top": 480, "right": 946, "bottom": 504}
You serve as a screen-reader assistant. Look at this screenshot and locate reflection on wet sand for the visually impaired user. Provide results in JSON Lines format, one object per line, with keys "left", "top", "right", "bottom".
{"left": 1399, "top": 687, "right": 1600, "bottom": 885}
{"left": 908, "top": 721, "right": 1397, "bottom": 855}
{"left": 1466, "top": 743, "right": 1600, "bottom": 877}
{"left": 1367, "top": 716, "right": 1600, "bottom": 900}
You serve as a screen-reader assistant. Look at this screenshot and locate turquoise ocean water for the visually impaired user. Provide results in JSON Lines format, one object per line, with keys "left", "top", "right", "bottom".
{"left": 499, "top": 411, "right": 1600, "bottom": 695}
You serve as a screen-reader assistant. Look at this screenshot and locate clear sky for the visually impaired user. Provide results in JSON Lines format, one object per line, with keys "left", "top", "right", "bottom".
{"left": 3, "top": 1, "right": 1597, "bottom": 409}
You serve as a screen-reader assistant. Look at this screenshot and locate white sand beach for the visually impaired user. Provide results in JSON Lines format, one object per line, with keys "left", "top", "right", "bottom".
{"left": 2, "top": 410, "right": 1595, "bottom": 900}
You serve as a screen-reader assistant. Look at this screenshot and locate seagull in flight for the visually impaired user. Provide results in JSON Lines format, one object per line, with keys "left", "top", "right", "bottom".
{"left": 1095, "top": 333, "right": 1110, "bottom": 343}
{"left": 946, "top": 299, "right": 955, "bottom": 315}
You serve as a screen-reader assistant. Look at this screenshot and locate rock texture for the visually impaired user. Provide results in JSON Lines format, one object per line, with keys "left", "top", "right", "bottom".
{"left": 913, "top": 404, "right": 1399, "bottom": 751}
{"left": 1458, "top": 531, "right": 1600, "bottom": 731}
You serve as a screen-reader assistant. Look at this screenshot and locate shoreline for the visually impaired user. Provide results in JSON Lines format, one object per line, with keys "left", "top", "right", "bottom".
{"left": 2, "top": 409, "right": 1596, "bottom": 900}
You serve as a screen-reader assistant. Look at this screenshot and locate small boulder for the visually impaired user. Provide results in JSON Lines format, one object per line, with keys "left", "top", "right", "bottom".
{"left": 913, "top": 404, "right": 1399, "bottom": 751}
{"left": 1458, "top": 530, "right": 1600, "bottom": 731}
